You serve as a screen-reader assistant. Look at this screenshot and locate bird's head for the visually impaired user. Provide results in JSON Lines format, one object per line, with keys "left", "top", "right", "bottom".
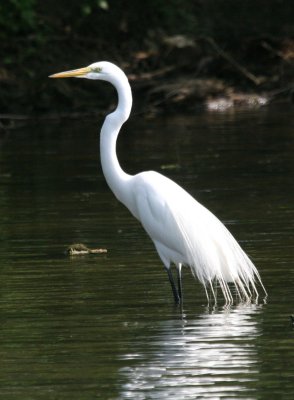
{"left": 49, "top": 61, "right": 132, "bottom": 120}
{"left": 49, "top": 61, "right": 124, "bottom": 81}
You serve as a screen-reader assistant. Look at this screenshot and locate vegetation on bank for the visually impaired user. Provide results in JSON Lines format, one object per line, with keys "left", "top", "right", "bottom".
{"left": 0, "top": 0, "right": 293, "bottom": 117}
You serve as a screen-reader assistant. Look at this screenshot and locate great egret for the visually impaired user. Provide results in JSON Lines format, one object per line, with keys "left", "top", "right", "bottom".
{"left": 50, "top": 61, "right": 267, "bottom": 305}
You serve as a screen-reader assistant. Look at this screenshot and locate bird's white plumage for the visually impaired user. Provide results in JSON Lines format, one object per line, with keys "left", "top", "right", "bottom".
{"left": 127, "top": 170, "right": 262, "bottom": 300}
{"left": 50, "top": 61, "right": 267, "bottom": 304}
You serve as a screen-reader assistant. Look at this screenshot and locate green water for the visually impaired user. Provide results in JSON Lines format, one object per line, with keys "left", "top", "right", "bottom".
{"left": 0, "top": 105, "right": 293, "bottom": 399}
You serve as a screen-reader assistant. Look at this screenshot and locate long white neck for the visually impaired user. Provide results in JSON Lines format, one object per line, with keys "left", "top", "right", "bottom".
{"left": 100, "top": 71, "right": 133, "bottom": 205}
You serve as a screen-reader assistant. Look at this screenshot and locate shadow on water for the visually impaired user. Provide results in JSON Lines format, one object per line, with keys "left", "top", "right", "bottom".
{"left": 0, "top": 104, "right": 293, "bottom": 399}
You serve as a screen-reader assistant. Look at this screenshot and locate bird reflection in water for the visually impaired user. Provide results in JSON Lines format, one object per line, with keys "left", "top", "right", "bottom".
{"left": 118, "top": 305, "right": 262, "bottom": 399}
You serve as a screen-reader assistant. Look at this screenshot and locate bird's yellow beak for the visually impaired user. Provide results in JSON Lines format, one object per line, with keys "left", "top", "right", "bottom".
{"left": 49, "top": 66, "right": 91, "bottom": 79}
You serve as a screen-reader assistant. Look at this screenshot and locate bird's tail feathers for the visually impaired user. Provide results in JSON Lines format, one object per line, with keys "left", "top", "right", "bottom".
{"left": 174, "top": 207, "right": 266, "bottom": 304}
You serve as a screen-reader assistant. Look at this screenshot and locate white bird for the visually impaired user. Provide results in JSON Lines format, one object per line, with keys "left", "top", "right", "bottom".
{"left": 50, "top": 61, "right": 267, "bottom": 305}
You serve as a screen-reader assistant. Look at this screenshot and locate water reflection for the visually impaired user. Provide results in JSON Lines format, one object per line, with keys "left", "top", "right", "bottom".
{"left": 119, "top": 305, "right": 262, "bottom": 399}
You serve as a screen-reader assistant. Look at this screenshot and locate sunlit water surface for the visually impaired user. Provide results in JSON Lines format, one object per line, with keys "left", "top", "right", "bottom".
{"left": 0, "top": 104, "right": 293, "bottom": 399}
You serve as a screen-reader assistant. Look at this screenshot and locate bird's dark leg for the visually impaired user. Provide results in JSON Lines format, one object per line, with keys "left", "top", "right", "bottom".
{"left": 166, "top": 267, "right": 181, "bottom": 304}
{"left": 177, "top": 264, "right": 183, "bottom": 302}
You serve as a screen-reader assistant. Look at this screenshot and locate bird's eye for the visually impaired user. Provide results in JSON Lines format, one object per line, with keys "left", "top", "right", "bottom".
{"left": 92, "top": 67, "right": 102, "bottom": 73}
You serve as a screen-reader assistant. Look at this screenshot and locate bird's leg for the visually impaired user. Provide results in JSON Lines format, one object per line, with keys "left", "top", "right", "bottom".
{"left": 166, "top": 267, "right": 181, "bottom": 304}
{"left": 177, "top": 263, "right": 183, "bottom": 302}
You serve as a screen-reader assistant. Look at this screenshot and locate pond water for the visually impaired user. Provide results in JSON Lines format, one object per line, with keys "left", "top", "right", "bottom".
{"left": 0, "top": 104, "right": 293, "bottom": 399}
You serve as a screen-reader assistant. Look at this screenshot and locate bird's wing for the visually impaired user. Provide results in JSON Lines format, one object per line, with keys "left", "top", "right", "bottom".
{"left": 130, "top": 171, "right": 261, "bottom": 290}
{"left": 130, "top": 171, "right": 192, "bottom": 246}
{"left": 130, "top": 171, "right": 215, "bottom": 281}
